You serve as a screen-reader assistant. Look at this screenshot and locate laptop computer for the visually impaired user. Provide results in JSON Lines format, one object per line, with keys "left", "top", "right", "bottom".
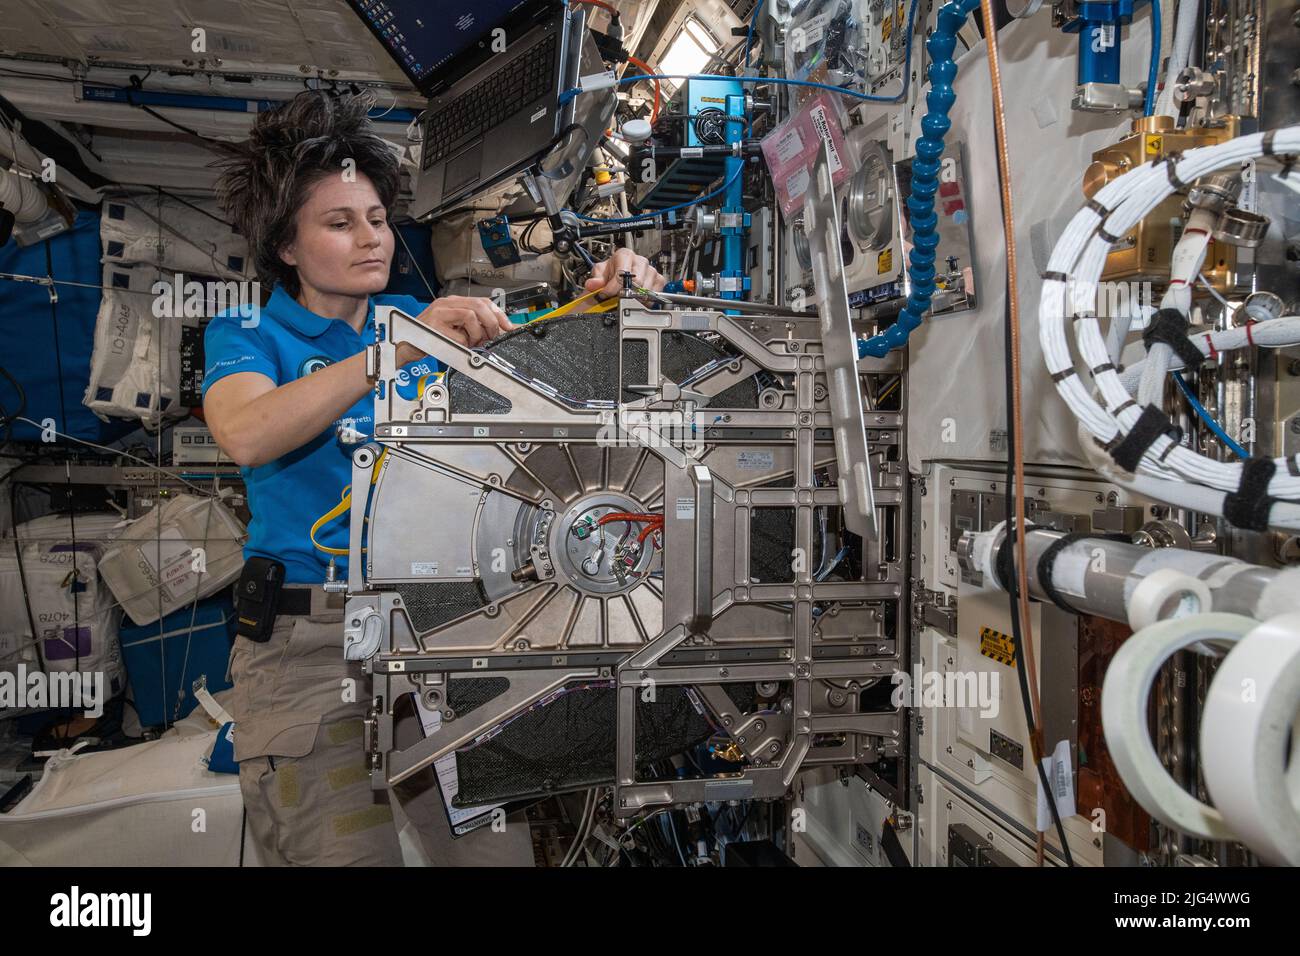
{"left": 348, "top": 0, "right": 586, "bottom": 218}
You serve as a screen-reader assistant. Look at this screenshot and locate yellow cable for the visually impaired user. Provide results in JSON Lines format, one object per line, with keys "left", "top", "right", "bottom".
{"left": 525, "top": 289, "right": 621, "bottom": 325}
{"left": 309, "top": 487, "right": 351, "bottom": 556}
{"left": 309, "top": 448, "right": 389, "bottom": 556}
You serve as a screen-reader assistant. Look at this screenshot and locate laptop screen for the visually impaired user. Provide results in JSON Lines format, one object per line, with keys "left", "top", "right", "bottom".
{"left": 349, "top": 0, "right": 536, "bottom": 91}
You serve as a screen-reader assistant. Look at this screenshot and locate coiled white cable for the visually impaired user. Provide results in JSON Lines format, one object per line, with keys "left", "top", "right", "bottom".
{"left": 1039, "top": 127, "right": 1300, "bottom": 528}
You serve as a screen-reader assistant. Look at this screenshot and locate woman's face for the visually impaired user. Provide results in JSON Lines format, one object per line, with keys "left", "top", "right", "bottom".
{"left": 280, "top": 171, "right": 394, "bottom": 298}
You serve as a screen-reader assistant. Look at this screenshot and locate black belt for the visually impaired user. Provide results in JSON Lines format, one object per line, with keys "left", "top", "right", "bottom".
{"left": 277, "top": 588, "right": 314, "bottom": 616}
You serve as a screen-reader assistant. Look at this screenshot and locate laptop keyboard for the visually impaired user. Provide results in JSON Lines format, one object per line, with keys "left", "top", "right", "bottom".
{"left": 422, "top": 34, "right": 558, "bottom": 170}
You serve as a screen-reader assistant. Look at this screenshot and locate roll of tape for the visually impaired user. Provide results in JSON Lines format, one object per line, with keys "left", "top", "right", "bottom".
{"left": 1127, "top": 568, "right": 1213, "bottom": 632}
{"left": 1200, "top": 613, "right": 1300, "bottom": 866}
{"left": 1102, "top": 612, "right": 1255, "bottom": 841}
{"left": 1255, "top": 567, "right": 1300, "bottom": 621}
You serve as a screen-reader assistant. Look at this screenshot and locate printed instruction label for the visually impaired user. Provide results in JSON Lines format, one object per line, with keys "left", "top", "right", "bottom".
{"left": 808, "top": 104, "right": 845, "bottom": 174}
{"left": 774, "top": 127, "right": 805, "bottom": 165}
{"left": 737, "top": 450, "right": 774, "bottom": 470}
{"left": 410, "top": 561, "right": 439, "bottom": 576}
{"left": 675, "top": 497, "right": 696, "bottom": 520}
{"left": 1036, "top": 739, "right": 1077, "bottom": 832}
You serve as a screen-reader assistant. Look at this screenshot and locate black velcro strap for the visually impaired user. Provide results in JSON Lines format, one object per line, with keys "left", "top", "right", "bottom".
{"left": 1261, "top": 130, "right": 1278, "bottom": 156}
{"left": 1097, "top": 224, "right": 1122, "bottom": 244}
{"left": 1142, "top": 307, "right": 1205, "bottom": 370}
{"left": 1037, "top": 531, "right": 1133, "bottom": 614}
{"left": 1041, "top": 270, "right": 1069, "bottom": 283}
{"left": 1110, "top": 404, "right": 1183, "bottom": 471}
{"left": 1051, "top": 368, "right": 1076, "bottom": 383}
{"left": 1035, "top": 531, "right": 1090, "bottom": 614}
{"left": 1163, "top": 151, "right": 1187, "bottom": 190}
{"left": 995, "top": 523, "right": 1044, "bottom": 597}
{"left": 1224, "top": 457, "right": 1277, "bottom": 532}
{"left": 1090, "top": 361, "right": 1116, "bottom": 376}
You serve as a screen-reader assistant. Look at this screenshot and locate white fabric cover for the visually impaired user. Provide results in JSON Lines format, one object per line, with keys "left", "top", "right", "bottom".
{"left": 100, "top": 195, "right": 250, "bottom": 280}
{"left": 83, "top": 262, "right": 193, "bottom": 425}
{"left": 97, "top": 494, "right": 246, "bottom": 626}
{"left": 904, "top": 14, "right": 1153, "bottom": 470}
{"left": 0, "top": 513, "right": 126, "bottom": 699}
{"left": 0, "top": 696, "right": 259, "bottom": 866}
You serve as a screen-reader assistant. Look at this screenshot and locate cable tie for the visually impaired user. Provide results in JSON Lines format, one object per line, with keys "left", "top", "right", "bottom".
{"left": 1142, "top": 307, "right": 1206, "bottom": 370}
{"left": 1224, "top": 457, "right": 1277, "bottom": 532}
{"left": 1109, "top": 404, "right": 1182, "bottom": 472}
{"left": 1163, "top": 151, "right": 1187, "bottom": 190}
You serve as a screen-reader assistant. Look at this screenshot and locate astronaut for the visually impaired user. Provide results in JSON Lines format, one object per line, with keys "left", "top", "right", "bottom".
{"left": 202, "top": 90, "right": 665, "bottom": 865}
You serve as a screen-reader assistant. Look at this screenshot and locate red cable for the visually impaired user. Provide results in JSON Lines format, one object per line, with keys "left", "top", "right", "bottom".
{"left": 570, "top": 0, "right": 619, "bottom": 15}
{"left": 596, "top": 511, "right": 661, "bottom": 526}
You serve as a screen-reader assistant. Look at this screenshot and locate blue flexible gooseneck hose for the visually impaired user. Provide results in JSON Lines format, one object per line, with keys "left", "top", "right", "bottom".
{"left": 858, "top": 0, "right": 981, "bottom": 359}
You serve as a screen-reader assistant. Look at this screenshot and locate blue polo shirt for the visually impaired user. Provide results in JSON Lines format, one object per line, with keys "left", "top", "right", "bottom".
{"left": 202, "top": 285, "right": 435, "bottom": 583}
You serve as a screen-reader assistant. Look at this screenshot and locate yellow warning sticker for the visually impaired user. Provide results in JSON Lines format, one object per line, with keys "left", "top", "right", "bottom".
{"left": 877, "top": 248, "right": 893, "bottom": 273}
{"left": 882, "top": 15, "right": 893, "bottom": 41}
{"left": 979, "top": 626, "right": 1017, "bottom": 667}
{"left": 1145, "top": 135, "right": 1163, "bottom": 155}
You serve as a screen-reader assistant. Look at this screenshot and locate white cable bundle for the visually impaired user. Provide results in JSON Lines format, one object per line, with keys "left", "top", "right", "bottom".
{"left": 1038, "top": 126, "right": 1300, "bottom": 530}
{"left": 1118, "top": 315, "right": 1300, "bottom": 392}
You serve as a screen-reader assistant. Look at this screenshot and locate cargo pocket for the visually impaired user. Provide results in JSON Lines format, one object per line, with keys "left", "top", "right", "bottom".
{"left": 276, "top": 615, "right": 365, "bottom": 724}
{"left": 229, "top": 615, "right": 298, "bottom": 723}
{"left": 232, "top": 711, "right": 322, "bottom": 762}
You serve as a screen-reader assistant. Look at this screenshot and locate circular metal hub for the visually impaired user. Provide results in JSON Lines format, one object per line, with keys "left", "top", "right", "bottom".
{"left": 555, "top": 492, "right": 659, "bottom": 595}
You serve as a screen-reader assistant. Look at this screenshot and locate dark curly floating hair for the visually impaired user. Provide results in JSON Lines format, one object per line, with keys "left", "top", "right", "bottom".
{"left": 212, "top": 90, "right": 400, "bottom": 298}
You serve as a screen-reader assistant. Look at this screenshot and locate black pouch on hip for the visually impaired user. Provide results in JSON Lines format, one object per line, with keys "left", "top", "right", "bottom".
{"left": 235, "top": 556, "right": 286, "bottom": 643}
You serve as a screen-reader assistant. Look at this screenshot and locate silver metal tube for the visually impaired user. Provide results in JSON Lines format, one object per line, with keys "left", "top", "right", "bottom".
{"left": 962, "top": 527, "right": 1298, "bottom": 624}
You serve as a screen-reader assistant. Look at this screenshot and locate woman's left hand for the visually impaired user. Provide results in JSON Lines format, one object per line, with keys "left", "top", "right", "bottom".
{"left": 584, "top": 248, "right": 666, "bottom": 300}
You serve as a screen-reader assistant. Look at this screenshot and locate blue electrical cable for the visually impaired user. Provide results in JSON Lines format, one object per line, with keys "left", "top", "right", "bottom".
{"left": 744, "top": 0, "right": 765, "bottom": 68}
{"left": 858, "top": 0, "right": 981, "bottom": 358}
{"left": 1172, "top": 371, "right": 1248, "bottom": 459}
{"left": 560, "top": 57, "right": 916, "bottom": 106}
{"left": 1144, "top": 0, "right": 1161, "bottom": 116}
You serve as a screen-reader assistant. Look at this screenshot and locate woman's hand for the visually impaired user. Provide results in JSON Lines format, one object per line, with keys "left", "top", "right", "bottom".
{"left": 396, "top": 295, "right": 514, "bottom": 362}
{"left": 584, "top": 248, "right": 666, "bottom": 300}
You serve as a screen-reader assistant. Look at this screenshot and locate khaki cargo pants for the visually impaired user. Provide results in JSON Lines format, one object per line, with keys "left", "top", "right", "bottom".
{"left": 229, "top": 600, "right": 404, "bottom": 866}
